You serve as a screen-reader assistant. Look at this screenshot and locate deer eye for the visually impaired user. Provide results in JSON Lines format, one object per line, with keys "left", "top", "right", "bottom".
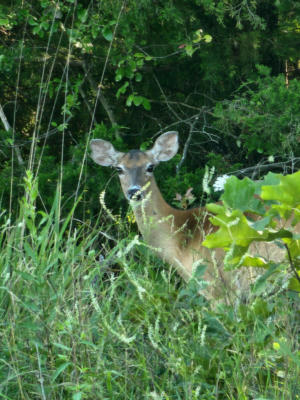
{"left": 115, "top": 166, "right": 124, "bottom": 175}
{"left": 146, "top": 164, "right": 155, "bottom": 173}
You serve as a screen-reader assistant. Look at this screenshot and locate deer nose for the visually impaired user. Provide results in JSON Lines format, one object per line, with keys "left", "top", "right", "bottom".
{"left": 127, "top": 187, "right": 142, "bottom": 201}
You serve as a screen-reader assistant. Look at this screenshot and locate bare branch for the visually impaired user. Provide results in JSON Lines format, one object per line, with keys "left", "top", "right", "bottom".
{"left": 230, "top": 158, "right": 300, "bottom": 178}
{"left": 153, "top": 74, "right": 181, "bottom": 122}
{"left": 151, "top": 99, "right": 204, "bottom": 111}
{"left": 176, "top": 116, "right": 199, "bottom": 174}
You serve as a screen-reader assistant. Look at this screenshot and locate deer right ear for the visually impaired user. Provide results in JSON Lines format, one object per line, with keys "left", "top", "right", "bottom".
{"left": 90, "top": 139, "right": 122, "bottom": 167}
{"left": 148, "top": 131, "right": 179, "bottom": 162}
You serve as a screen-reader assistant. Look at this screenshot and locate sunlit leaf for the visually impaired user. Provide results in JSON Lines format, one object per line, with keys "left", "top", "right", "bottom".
{"left": 261, "top": 170, "right": 300, "bottom": 208}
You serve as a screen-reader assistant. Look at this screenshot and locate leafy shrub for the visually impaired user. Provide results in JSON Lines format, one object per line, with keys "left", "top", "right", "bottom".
{"left": 213, "top": 66, "right": 300, "bottom": 161}
{"left": 203, "top": 170, "right": 300, "bottom": 293}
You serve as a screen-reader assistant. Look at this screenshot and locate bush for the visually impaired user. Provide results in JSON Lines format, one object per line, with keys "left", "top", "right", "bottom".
{"left": 213, "top": 66, "right": 300, "bottom": 163}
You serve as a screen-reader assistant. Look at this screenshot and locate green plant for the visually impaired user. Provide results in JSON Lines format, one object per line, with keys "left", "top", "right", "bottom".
{"left": 203, "top": 170, "right": 300, "bottom": 292}
{"left": 213, "top": 67, "right": 300, "bottom": 160}
{"left": 0, "top": 171, "right": 299, "bottom": 399}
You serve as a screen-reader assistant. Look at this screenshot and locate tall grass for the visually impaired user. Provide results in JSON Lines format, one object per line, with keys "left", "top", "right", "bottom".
{"left": 0, "top": 173, "right": 299, "bottom": 399}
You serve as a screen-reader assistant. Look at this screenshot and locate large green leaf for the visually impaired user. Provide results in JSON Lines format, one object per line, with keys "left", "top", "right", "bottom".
{"left": 203, "top": 209, "right": 267, "bottom": 248}
{"left": 261, "top": 170, "right": 300, "bottom": 208}
{"left": 222, "top": 176, "right": 263, "bottom": 213}
{"left": 204, "top": 172, "right": 300, "bottom": 287}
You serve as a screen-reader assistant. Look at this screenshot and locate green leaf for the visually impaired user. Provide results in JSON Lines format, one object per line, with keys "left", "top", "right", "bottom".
{"left": 288, "top": 276, "right": 300, "bottom": 292}
{"left": 133, "top": 96, "right": 143, "bottom": 106}
{"left": 185, "top": 44, "right": 195, "bottom": 57}
{"left": 135, "top": 72, "right": 142, "bottom": 82}
{"left": 115, "top": 73, "right": 123, "bottom": 82}
{"left": 142, "top": 98, "right": 151, "bottom": 110}
{"left": 251, "top": 297, "right": 269, "bottom": 318}
{"left": 224, "top": 244, "right": 249, "bottom": 269}
{"left": 126, "top": 94, "right": 133, "bottom": 107}
{"left": 203, "top": 34, "right": 212, "bottom": 43}
{"left": 206, "top": 203, "right": 226, "bottom": 215}
{"left": 261, "top": 170, "right": 300, "bottom": 209}
{"left": 0, "top": 18, "right": 9, "bottom": 26}
{"left": 250, "top": 216, "right": 272, "bottom": 231}
{"left": 222, "top": 176, "right": 261, "bottom": 212}
{"left": 41, "top": 21, "right": 49, "bottom": 30}
{"left": 102, "top": 26, "right": 113, "bottom": 41}
{"left": 193, "top": 29, "right": 203, "bottom": 43}
{"left": 79, "top": 340, "right": 98, "bottom": 349}
{"left": 15, "top": 269, "right": 38, "bottom": 282}
{"left": 33, "top": 25, "right": 41, "bottom": 35}
{"left": 242, "top": 255, "right": 269, "bottom": 268}
{"left": 252, "top": 263, "right": 279, "bottom": 295}
{"left": 53, "top": 342, "right": 72, "bottom": 352}
{"left": 24, "top": 242, "right": 37, "bottom": 264}
{"left": 51, "top": 362, "right": 72, "bottom": 382}
{"left": 254, "top": 172, "right": 280, "bottom": 195}
{"left": 116, "top": 81, "right": 129, "bottom": 98}
{"left": 28, "top": 17, "right": 38, "bottom": 26}
{"left": 203, "top": 209, "right": 265, "bottom": 249}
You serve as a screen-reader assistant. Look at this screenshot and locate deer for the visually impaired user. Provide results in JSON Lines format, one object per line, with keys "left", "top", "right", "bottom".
{"left": 90, "top": 131, "right": 299, "bottom": 303}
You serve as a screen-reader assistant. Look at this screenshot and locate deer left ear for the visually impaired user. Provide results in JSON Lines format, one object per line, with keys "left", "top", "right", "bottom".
{"left": 148, "top": 131, "right": 179, "bottom": 162}
{"left": 90, "top": 139, "right": 122, "bottom": 167}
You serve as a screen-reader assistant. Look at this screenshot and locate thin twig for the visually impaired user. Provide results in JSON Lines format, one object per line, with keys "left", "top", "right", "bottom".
{"left": 151, "top": 99, "right": 204, "bottom": 111}
{"left": 176, "top": 116, "right": 199, "bottom": 174}
{"left": 153, "top": 73, "right": 181, "bottom": 121}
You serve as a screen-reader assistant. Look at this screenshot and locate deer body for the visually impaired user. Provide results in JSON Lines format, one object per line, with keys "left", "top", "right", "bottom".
{"left": 130, "top": 179, "right": 208, "bottom": 280}
{"left": 131, "top": 190, "right": 236, "bottom": 300}
{"left": 90, "top": 132, "right": 298, "bottom": 302}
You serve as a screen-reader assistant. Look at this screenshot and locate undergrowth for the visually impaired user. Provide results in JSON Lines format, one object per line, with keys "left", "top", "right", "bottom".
{"left": 0, "top": 173, "right": 299, "bottom": 400}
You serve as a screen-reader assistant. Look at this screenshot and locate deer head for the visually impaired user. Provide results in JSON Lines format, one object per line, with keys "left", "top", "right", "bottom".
{"left": 90, "top": 131, "right": 179, "bottom": 201}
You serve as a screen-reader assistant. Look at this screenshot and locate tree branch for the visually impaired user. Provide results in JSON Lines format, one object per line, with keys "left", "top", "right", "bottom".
{"left": 231, "top": 158, "right": 300, "bottom": 178}
{"left": 176, "top": 116, "right": 199, "bottom": 174}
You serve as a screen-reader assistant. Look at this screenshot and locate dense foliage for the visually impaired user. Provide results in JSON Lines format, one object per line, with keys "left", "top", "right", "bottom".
{"left": 0, "top": 1, "right": 299, "bottom": 398}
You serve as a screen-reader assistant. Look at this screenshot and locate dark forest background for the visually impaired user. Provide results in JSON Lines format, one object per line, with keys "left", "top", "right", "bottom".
{"left": 1, "top": 0, "right": 299, "bottom": 219}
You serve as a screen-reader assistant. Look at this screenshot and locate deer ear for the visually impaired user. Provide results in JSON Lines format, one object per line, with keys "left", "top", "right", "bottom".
{"left": 148, "top": 131, "right": 179, "bottom": 162}
{"left": 90, "top": 139, "right": 122, "bottom": 167}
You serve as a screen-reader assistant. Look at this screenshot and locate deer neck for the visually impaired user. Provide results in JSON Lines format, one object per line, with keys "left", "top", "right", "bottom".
{"left": 130, "top": 178, "right": 175, "bottom": 239}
